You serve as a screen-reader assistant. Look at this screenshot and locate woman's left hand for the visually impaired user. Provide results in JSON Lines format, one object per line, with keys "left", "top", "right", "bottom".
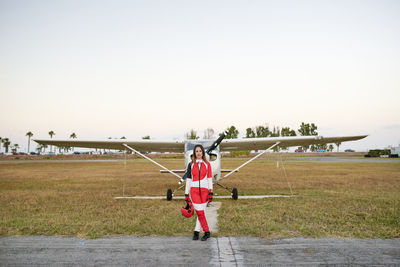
{"left": 208, "top": 191, "right": 213, "bottom": 203}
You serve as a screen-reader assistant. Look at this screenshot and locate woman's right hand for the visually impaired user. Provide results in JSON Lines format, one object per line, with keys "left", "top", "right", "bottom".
{"left": 185, "top": 194, "right": 191, "bottom": 205}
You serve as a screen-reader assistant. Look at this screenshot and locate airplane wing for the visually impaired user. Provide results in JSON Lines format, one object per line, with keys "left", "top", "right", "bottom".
{"left": 34, "top": 135, "right": 367, "bottom": 152}
{"left": 219, "top": 135, "right": 368, "bottom": 151}
{"left": 33, "top": 139, "right": 185, "bottom": 152}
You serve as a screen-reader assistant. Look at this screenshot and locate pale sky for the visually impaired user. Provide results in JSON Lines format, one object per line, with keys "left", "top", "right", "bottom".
{"left": 1, "top": 0, "right": 399, "bottom": 152}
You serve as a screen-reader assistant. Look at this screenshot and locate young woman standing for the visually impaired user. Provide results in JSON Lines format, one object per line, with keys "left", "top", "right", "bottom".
{"left": 184, "top": 144, "right": 213, "bottom": 241}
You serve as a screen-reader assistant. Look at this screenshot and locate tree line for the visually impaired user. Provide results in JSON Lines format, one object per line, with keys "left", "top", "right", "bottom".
{"left": 185, "top": 122, "right": 337, "bottom": 152}
{"left": 0, "top": 131, "right": 152, "bottom": 154}
{"left": 0, "top": 131, "right": 78, "bottom": 154}
{"left": 1, "top": 122, "right": 338, "bottom": 154}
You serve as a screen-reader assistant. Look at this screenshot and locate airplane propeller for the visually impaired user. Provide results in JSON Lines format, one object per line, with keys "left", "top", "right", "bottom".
{"left": 206, "top": 131, "right": 227, "bottom": 155}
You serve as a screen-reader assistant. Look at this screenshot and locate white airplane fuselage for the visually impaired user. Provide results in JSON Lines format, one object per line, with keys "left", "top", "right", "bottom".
{"left": 184, "top": 140, "right": 222, "bottom": 182}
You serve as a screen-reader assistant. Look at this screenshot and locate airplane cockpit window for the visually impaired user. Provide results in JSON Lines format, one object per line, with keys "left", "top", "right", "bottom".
{"left": 190, "top": 153, "right": 216, "bottom": 162}
{"left": 186, "top": 140, "right": 219, "bottom": 152}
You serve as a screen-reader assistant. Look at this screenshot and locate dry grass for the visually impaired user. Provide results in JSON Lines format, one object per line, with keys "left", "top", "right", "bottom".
{"left": 219, "top": 158, "right": 400, "bottom": 238}
{"left": 0, "top": 157, "right": 399, "bottom": 238}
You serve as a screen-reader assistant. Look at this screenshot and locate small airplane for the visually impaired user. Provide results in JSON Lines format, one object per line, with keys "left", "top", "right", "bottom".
{"left": 34, "top": 133, "right": 367, "bottom": 200}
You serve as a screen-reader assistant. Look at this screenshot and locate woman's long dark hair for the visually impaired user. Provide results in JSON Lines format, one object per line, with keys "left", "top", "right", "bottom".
{"left": 192, "top": 144, "right": 207, "bottom": 164}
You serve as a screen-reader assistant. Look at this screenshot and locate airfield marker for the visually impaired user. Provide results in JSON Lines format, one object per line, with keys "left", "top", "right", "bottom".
{"left": 279, "top": 155, "right": 293, "bottom": 196}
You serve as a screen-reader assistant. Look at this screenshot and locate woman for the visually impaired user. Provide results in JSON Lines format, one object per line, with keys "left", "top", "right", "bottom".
{"left": 184, "top": 144, "right": 213, "bottom": 241}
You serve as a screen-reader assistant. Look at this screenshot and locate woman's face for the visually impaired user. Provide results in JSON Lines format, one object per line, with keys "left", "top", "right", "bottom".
{"left": 195, "top": 147, "right": 203, "bottom": 160}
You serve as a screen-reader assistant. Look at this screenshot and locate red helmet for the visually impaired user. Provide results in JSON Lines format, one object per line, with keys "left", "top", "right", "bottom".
{"left": 181, "top": 203, "right": 194, "bottom": 218}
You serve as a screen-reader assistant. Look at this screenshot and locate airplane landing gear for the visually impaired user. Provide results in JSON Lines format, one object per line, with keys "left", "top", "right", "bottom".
{"left": 215, "top": 183, "right": 238, "bottom": 200}
{"left": 166, "top": 183, "right": 186, "bottom": 200}
{"left": 166, "top": 189, "right": 172, "bottom": 201}
{"left": 232, "top": 187, "right": 238, "bottom": 200}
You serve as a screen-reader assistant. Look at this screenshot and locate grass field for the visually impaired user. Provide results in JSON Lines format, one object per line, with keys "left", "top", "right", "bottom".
{"left": 0, "top": 156, "right": 399, "bottom": 239}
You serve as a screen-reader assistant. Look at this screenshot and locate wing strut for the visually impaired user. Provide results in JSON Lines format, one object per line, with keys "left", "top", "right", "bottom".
{"left": 221, "top": 142, "right": 280, "bottom": 180}
{"left": 122, "top": 144, "right": 182, "bottom": 181}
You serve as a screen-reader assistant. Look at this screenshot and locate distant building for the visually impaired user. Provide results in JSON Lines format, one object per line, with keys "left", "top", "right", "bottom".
{"left": 390, "top": 146, "right": 400, "bottom": 157}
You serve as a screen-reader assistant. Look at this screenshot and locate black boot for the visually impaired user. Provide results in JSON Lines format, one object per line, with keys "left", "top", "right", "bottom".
{"left": 201, "top": 232, "right": 210, "bottom": 241}
{"left": 192, "top": 231, "right": 199, "bottom": 240}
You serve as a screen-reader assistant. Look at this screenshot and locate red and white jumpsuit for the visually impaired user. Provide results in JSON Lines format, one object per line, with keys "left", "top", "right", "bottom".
{"left": 185, "top": 159, "right": 213, "bottom": 232}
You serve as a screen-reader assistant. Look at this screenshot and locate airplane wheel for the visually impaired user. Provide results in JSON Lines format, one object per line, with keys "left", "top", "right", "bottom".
{"left": 166, "top": 189, "right": 172, "bottom": 201}
{"left": 232, "top": 188, "right": 238, "bottom": 200}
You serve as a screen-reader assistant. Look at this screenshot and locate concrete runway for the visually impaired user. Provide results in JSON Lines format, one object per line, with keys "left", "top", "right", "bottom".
{"left": 1, "top": 236, "right": 399, "bottom": 266}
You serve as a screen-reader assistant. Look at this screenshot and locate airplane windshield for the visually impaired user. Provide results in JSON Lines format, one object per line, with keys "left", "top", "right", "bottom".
{"left": 186, "top": 140, "right": 218, "bottom": 152}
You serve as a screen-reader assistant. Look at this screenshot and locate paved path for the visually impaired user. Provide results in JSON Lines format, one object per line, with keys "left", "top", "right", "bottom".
{"left": 206, "top": 202, "right": 221, "bottom": 233}
{"left": 1, "top": 236, "right": 399, "bottom": 266}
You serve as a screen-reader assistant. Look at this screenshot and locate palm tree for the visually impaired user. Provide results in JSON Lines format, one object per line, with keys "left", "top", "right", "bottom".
{"left": 69, "top": 133, "right": 77, "bottom": 152}
{"left": 335, "top": 142, "right": 341, "bottom": 152}
{"left": 26, "top": 131, "right": 33, "bottom": 153}
{"left": 328, "top": 144, "right": 334, "bottom": 152}
{"left": 0, "top": 137, "right": 2, "bottom": 153}
{"left": 107, "top": 137, "right": 112, "bottom": 153}
{"left": 3, "top": 138, "right": 10, "bottom": 153}
{"left": 12, "top": 144, "right": 19, "bottom": 153}
{"left": 48, "top": 131, "right": 55, "bottom": 152}
{"left": 48, "top": 130, "right": 55, "bottom": 138}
